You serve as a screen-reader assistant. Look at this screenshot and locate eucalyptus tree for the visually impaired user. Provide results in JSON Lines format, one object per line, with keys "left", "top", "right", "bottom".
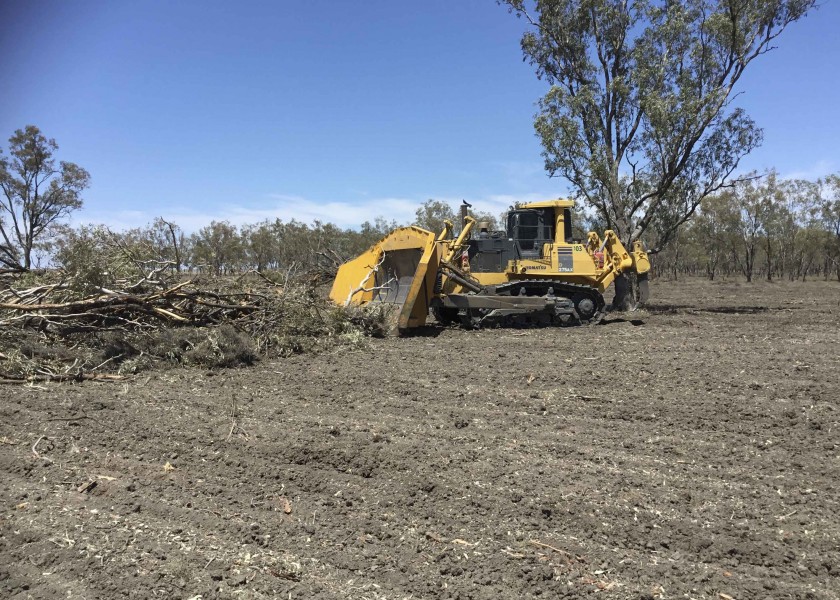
{"left": 692, "top": 192, "right": 740, "bottom": 280}
{"left": 414, "top": 199, "right": 456, "bottom": 234}
{"left": 189, "top": 221, "right": 243, "bottom": 275}
{"left": 821, "top": 175, "right": 840, "bottom": 281}
{"left": 0, "top": 125, "right": 90, "bottom": 271}
{"left": 501, "top": 0, "right": 815, "bottom": 303}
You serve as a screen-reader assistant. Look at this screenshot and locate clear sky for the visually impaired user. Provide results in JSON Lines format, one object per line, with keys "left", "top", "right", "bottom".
{"left": 1, "top": 0, "right": 838, "bottom": 231}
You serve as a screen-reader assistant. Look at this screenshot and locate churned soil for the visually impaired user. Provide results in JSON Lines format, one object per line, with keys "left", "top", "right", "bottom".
{"left": 1, "top": 278, "right": 839, "bottom": 600}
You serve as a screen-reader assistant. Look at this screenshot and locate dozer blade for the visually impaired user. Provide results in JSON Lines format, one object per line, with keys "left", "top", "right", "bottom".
{"left": 329, "top": 227, "right": 440, "bottom": 331}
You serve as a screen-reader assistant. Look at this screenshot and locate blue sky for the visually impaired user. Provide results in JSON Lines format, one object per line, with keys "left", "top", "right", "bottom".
{"left": 1, "top": 0, "right": 838, "bottom": 231}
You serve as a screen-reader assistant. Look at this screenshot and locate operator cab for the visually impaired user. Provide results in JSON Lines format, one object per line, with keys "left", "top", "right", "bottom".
{"left": 467, "top": 203, "right": 575, "bottom": 272}
{"left": 507, "top": 208, "right": 553, "bottom": 258}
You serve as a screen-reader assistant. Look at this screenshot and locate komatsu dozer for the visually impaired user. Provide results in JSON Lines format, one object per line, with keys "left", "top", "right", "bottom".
{"left": 329, "top": 199, "right": 650, "bottom": 332}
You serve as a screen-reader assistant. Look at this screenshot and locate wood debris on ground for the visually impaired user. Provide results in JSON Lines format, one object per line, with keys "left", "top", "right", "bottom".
{"left": 0, "top": 272, "right": 390, "bottom": 383}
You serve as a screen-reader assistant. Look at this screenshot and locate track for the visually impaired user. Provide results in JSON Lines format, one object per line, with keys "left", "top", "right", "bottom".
{"left": 453, "top": 280, "right": 606, "bottom": 328}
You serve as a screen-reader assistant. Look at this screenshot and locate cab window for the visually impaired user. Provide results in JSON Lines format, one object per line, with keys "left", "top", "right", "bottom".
{"left": 517, "top": 212, "right": 540, "bottom": 250}
{"left": 563, "top": 208, "right": 574, "bottom": 243}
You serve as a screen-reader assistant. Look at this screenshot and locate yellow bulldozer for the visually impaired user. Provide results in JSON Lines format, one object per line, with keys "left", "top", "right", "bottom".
{"left": 329, "top": 199, "right": 650, "bottom": 332}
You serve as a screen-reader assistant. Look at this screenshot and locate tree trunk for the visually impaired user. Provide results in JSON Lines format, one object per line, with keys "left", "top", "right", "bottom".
{"left": 612, "top": 273, "right": 636, "bottom": 311}
{"left": 166, "top": 222, "right": 182, "bottom": 273}
{"left": 764, "top": 236, "right": 773, "bottom": 282}
{"left": 707, "top": 262, "right": 716, "bottom": 280}
{"left": 743, "top": 247, "right": 754, "bottom": 282}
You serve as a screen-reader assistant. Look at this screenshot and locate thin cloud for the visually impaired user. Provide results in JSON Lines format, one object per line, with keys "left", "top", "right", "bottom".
{"left": 781, "top": 159, "right": 837, "bottom": 181}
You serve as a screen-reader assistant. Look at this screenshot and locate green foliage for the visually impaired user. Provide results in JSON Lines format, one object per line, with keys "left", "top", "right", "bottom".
{"left": 414, "top": 199, "right": 505, "bottom": 233}
{"left": 652, "top": 171, "right": 840, "bottom": 282}
{"left": 0, "top": 125, "right": 89, "bottom": 270}
{"left": 822, "top": 175, "right": 840, "bottom": 273}
{"left": 54, "top": 226, "right": 115, "bottom": 292}
{"left": 469, "top": 209, "right": 500, "bottom": 232}
{"left": 55, "top": 221, "right": 184, "bottom": 293}
{"left": 502, "top": 0, "right": 815, "bottom": 252}
{"left": 0, "top": 270, "right": 395, "bottom": 380}
{"left": 51, "top": 211, "right": 409, "bottom": 288}
{"left": 196, "top": 217, "right": 400, "bottom": 280}
{"left": 414, "top": 199, "right": 456, "bottom": 234}
{"left": 189, "top": 220, "right": 242, "bottom": 275}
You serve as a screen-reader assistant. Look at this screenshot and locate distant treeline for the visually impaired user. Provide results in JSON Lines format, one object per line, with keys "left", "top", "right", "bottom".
{"left": 50, "top": 200, "right": 500, "bottom": 285}
{"left": 12, "top": 171, "right": 840, "bottom": 287}
{"left": 46, "top": 172, "right": 840, "bottom": 286}
{"left": 650, "top": 172, "right": 840, "bottom": 282}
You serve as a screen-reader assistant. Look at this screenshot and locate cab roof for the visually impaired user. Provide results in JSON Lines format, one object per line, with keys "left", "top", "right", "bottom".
{"left": 517, "top": 199, "right": 576, "bottom": 209}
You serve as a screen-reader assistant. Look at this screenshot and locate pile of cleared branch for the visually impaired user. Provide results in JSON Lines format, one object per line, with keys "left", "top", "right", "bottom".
{"left": 0, "top": 273, "right": 391, "bottom": 383}
{"left": 1, "top": 279, "right": 261, "bottom": 331}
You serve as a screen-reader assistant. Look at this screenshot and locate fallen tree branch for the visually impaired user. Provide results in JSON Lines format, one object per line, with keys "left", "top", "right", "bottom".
{"left": 0, "top": 271, "right": 390, "bottom": 381}
{"left": 344, "top": 252, "right": 387, "bottom": 306}
{"left": 0, "top": 373, "right": 126, "bottom": 384}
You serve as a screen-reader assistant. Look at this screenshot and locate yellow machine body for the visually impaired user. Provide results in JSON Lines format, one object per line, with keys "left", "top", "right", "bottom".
{"left": 329, "top": 226, "right": 440, "bottom": 329}
{"left": 330, "top": 199, "right": 650, "bottom": 331}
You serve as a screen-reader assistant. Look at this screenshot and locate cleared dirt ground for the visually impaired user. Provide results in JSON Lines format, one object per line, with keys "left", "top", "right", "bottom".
{"left": 1, "top": 278, "right": 839, "bottom": 600}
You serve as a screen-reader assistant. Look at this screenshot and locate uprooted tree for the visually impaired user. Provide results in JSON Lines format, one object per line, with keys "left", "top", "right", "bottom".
{"left": 0, "top": 125, "right": 90, "bottom": 271}
{"left": 502, "top": 0, "right": 816, "bottom": 305}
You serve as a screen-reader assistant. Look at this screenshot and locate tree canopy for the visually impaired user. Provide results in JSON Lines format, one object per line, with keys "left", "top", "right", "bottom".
{"left": 501, "top": 0, "right": 815, "bottom": 253}
{"left": 0, "top": 125, "right": 89, "bottom": 270}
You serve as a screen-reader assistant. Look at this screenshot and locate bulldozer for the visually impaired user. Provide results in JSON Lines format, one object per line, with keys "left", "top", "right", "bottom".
{"left": 329, "top": 199, "right": 650, "bottom": 332}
